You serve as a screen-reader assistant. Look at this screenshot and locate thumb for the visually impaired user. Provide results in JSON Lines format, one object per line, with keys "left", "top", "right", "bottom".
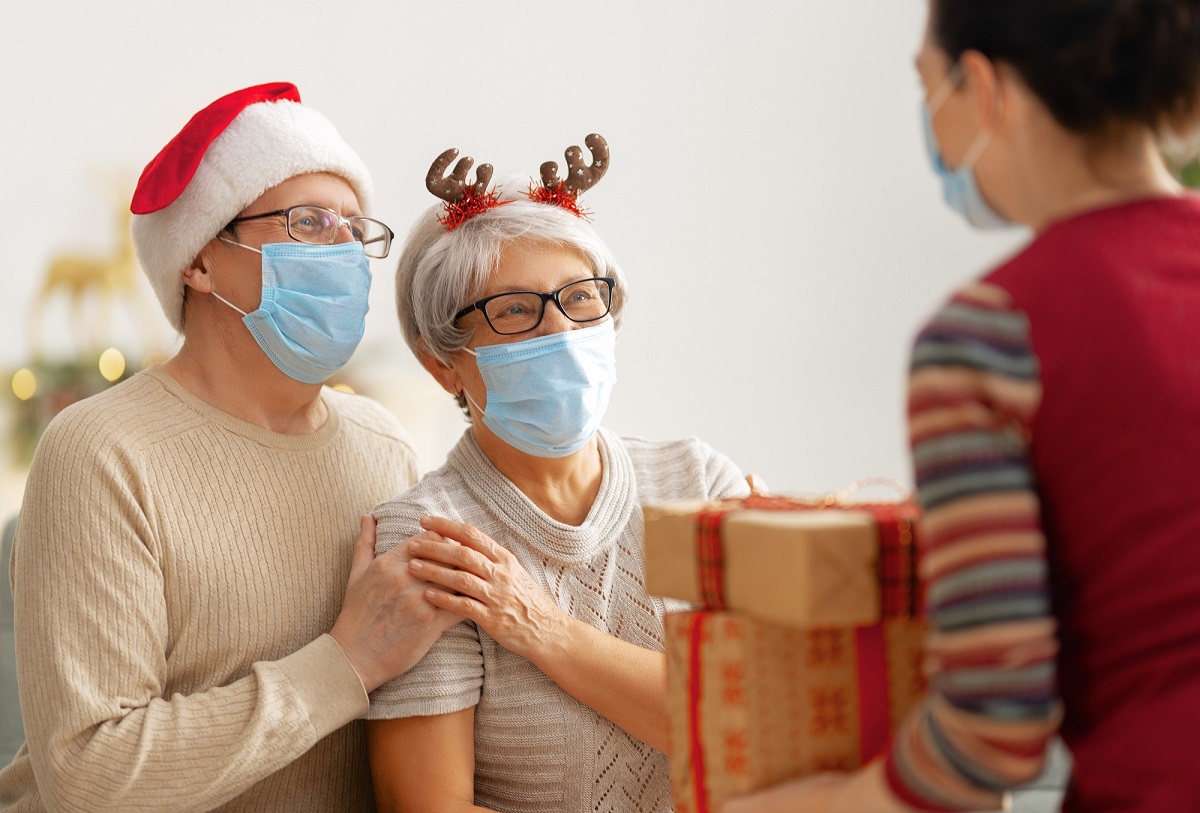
{"left": 347, "top": 514, "right": 377, "bottom": 584}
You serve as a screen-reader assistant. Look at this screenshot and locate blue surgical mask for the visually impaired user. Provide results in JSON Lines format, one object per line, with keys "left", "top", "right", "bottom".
{"left": 462, "top": 320, "right": 617, "bottom": 458}
{"left": 213, "top": 240, "right": 371, "bottom": 384}
{"left": 920, "top": 67, "right": 1014, "bottom": 230}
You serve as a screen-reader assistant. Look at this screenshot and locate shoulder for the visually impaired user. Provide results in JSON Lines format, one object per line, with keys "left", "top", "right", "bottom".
{"left": 614, "top": 433, "right": 749, "bottom": 502}
{"left": 910, "top": 281, "right": 1042, "bottom": 424}
{"left": 374, "top": 462, "right": 464, "bottom": 518}
{"left": 372, "top": 458, "right": 469, "bottom": 552}
{"left": 619, "top": 433, "right": 719, "bottom": 466}
{"left": 324, "top": 388, "right": 416, "bottom": 449}
{"left": 20, "top": 373, "right": 188, "bottom": 536}
{"left": 33, "top": 371, "right": 191, "bottom": 466}
{"left": 913, "top": 281, "right": 1037, "bottom": 377}
{"left": 981, "top": 197, "right": 1187, "bottom": 302}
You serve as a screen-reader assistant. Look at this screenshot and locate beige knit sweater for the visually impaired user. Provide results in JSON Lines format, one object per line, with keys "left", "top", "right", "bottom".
{"left": 369, "top": 428, "right": 749, "bottom": 813}
{"left": 0, "top": 367, "right": 419, "bottom": 812}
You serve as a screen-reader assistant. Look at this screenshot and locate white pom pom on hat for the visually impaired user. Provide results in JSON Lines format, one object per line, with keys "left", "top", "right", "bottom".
{"left": 130, "top": 82, "right": 373, "bottom": 332}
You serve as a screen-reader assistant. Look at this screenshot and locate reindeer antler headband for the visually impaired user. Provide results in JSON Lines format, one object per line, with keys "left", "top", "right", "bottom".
{"left": 426, "top": 134, "right": 609, "bottom": 231}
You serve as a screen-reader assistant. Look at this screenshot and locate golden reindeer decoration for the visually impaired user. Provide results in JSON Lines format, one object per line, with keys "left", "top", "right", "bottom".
{"left": 28, "top": 183, "right": 162, "bottom": 359}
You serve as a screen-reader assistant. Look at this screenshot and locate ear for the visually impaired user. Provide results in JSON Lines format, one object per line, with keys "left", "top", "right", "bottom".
{"left": 959, "top": 49, "right": 1005, "bottom": 131}
{"left": 181, "top": 240, "right": 220, "bottom": 294}
{"left": 181, "top": 263, "right": 212, "bottom": 294}
{"left": 416, "top": 335, "right": 463, "bottom": 397}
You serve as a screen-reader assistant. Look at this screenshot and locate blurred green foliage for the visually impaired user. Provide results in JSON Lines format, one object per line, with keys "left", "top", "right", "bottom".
{"left": 5, "top": 356, "right": 132, "bottom": 467}
{"left": 1179, "top": 157, "right": 1200, "bottom": 189}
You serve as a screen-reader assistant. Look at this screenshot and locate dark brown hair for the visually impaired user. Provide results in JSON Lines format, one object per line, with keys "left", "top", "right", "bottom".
{"left": 932, "top": 0, "right": 1200, "bottom": 134}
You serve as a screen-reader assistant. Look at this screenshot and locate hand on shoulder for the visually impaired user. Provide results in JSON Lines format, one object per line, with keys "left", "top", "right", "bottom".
{"left": 330, "top": 516, "right": 462, "bottom": 692}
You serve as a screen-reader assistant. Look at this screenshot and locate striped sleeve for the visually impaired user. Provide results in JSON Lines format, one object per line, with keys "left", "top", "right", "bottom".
{"left": 884, "top": 282, "right": 1063, "bottom": 811}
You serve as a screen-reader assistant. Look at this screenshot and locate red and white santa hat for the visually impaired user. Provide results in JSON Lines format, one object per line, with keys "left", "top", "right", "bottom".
{"left": 130, "top": 82, "right": 373, "bottom": 331}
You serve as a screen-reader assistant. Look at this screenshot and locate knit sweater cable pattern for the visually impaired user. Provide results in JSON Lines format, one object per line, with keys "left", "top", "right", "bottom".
{"left": 0, "top": 367, "right": 419, "bottom": 813}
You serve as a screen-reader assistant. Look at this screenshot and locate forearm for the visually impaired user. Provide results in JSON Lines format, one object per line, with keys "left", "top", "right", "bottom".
{"left": 528, "top": 617, "right": 669, "bottom": 752}
{"left": 404, "top": 517, "right": 672, "bottom": 750}
{"left": 377, "top": 800, "right": 495, "bottom": 813}
{"left": 368, "top": 710, "right": 499, "bottom": 813}
{"left": 21, "top": 635, "right": 367, "bottom": 812}
{"left": 893, "top": 284, "right": 1061, "bottom": 808}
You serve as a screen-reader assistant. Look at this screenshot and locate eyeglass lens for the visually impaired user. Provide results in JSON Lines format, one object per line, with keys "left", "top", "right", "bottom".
{"left": 287, "top": 206, "right": 391, "bottom": 258}
{"left": 483, "top": 278, "right": 613, "bottom": 334}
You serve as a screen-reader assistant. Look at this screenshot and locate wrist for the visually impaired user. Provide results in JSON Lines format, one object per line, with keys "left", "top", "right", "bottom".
{"left": 327, "top": 626, "right": 381, "bottom": 693}
{"left": 521, "top": 607, "right": 575, "bottom": 671}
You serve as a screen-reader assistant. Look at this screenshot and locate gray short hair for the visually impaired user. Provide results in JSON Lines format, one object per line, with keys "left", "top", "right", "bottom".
{"left": 394, "top": 193, "right": 628, "bottom": 368}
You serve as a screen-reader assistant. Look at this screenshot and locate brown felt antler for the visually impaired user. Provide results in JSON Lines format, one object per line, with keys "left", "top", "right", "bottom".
{"left": 426, "top": 148, "right": 493, "bottom": 203}
{"left": 539, "top": 134, "right": 608, "bottom": 195}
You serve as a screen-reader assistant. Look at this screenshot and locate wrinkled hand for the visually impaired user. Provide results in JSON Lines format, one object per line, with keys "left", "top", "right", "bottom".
{"left": 406, "top": 515, "right": 567, "bottom": 661}
{"left": 721, "top": 761, "right": 917, "bottom": 813}
{"left": 329, "top": 516, "right": 462, "bottom": 693}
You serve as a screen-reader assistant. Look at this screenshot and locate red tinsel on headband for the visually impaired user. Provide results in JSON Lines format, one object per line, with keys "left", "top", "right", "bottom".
{"left": 437, "top": 188, "right": 511, "bottom": 231}
{"left": 526, "top": 182, "right": 590, "bottom": 219}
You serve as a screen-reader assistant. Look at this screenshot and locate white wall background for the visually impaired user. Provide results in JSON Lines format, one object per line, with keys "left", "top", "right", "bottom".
{"left": 0, "top": 0, "right": 1029, "bottom": 505}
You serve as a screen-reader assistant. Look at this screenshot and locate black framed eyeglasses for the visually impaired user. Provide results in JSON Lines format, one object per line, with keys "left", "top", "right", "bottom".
{"left": 455, "top": 277, "right": 616, "bottom": 335}
{"left": 226, "top": 205, "right": 395, "bottom": 259}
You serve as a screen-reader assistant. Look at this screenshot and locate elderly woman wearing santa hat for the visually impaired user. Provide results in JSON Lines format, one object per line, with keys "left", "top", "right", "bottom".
{"left": 361, "top": 140, "right": 753, "bottom": 813}
{"left": 0, "top": 83, "right": 453, "bottom": 812}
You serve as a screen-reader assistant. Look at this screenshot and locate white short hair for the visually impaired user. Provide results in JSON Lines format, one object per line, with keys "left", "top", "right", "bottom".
{"left": 395, "top": 192, "right": 628, "bottom": 366}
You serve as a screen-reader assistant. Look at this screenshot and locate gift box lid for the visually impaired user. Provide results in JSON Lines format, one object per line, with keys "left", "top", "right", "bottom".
{"left": 643, "top": 497, "right": 921, "bottom": 628}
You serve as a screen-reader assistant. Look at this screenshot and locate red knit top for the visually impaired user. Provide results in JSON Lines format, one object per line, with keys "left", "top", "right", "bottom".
{"left": 887, "top": 195, "right": 1200, "bottom": 812}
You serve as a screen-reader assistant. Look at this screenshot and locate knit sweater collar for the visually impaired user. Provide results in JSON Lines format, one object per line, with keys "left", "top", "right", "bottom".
{"left": 448, "top": 427, "right": 636, "bottom": 564}
{"left": 142, "top": 366, "right": 342, "bottom": 451}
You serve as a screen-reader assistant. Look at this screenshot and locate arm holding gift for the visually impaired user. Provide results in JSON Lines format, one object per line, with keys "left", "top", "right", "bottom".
{"left": 886, "top": 285, "right": 1061, "bottom": 808}
{"left": 723, "top": 284, "right": 1061, "bottom": 811}
{"left": 722, "top": 759, "right": 909, "bottom": 813}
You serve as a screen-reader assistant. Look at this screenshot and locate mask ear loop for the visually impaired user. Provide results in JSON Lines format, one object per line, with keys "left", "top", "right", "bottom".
{"left": 461, "top": 387, "right": 485, "bottom": 414}
{"left": 927, "top": 62, "right": 965, "bottom": 116}
{"left": 211, "top": 291, "right": 249, "bottom": 316}
{"left": 218, "top": 235, "right": 264, "bottom": 255}
{"left": 452, "top": 347, "right": 485, "bottom": 413}
{"left": 210, "top": 235, "right": 262, "bottom": 316}
{"left": 963, "top": 57, "right": 1006, "bottom": 171}
{"left": 929, "top": 58, "right": 1004, "bottom": 172}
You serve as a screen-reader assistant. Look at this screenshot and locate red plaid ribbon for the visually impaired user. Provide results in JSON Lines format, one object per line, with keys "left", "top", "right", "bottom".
{"left": 695, "top": 509, "right": 730, "bottom": 610}
{"left": 692, "top": 495, "right": 924, "bottom": 620}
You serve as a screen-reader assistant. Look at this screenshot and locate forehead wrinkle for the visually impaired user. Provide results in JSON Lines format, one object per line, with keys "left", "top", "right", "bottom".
{"left": 252, "top": 173, "right": 362, "bottom": 218}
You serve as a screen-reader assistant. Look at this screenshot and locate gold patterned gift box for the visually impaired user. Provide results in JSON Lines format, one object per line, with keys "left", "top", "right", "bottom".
{"left": 663, "top": 612, "right": 928, "bottom": 813}
{"left": 644, "top": 495, "right": 929, "bottom": 813}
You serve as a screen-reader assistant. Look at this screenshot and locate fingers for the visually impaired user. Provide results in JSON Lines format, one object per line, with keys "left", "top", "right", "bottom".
{"left": 409, "top": 557, "right": 489, "bottom": 601}
{"left": 746, "top": 472, "right": 769, "bottom": 496}
{"left": 348, "top": 515, "right": 377, "bottom": 582}
{"left": 418, "top": 515, "right": 503, "bottom": 561}
{"left": 407, "top": 534, "right": 494, "bottom": 578}
{"left": 423, "top": 586, "right": 486, "bottom": 624}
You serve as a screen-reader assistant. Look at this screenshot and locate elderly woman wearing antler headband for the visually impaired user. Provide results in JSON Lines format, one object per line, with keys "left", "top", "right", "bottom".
{"left": 363, "top": 136, "right": 752, "bottom": 812}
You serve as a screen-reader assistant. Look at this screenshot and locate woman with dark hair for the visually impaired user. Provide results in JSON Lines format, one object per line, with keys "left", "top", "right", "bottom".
{"left": 725, "top": 2, "right": 1200, "bottom": 811}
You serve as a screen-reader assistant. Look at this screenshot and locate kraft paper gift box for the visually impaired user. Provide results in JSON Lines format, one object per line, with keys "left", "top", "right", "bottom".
{"left": 643, "top": 495, "right": 923, "bottom": 626}
{"left": 663, "top": 611, "right": 928, "bottom": 813}
{"left": 643, "top": 495, "right": 928, "bottom": 812}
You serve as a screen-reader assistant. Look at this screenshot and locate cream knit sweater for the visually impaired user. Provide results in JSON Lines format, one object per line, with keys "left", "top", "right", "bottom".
{"left": 369, "top": 427, "right": 749, "bottom": 813}
{"left": 0, "top": 367, "right": 419, "bottom": 812}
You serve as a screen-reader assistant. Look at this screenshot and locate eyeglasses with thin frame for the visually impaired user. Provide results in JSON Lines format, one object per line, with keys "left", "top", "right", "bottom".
{"left": 455, "top": 277, "right": 616, "bottom": 335}
{"left": 226, "top": 205, "right": 395, "bottom": 259}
